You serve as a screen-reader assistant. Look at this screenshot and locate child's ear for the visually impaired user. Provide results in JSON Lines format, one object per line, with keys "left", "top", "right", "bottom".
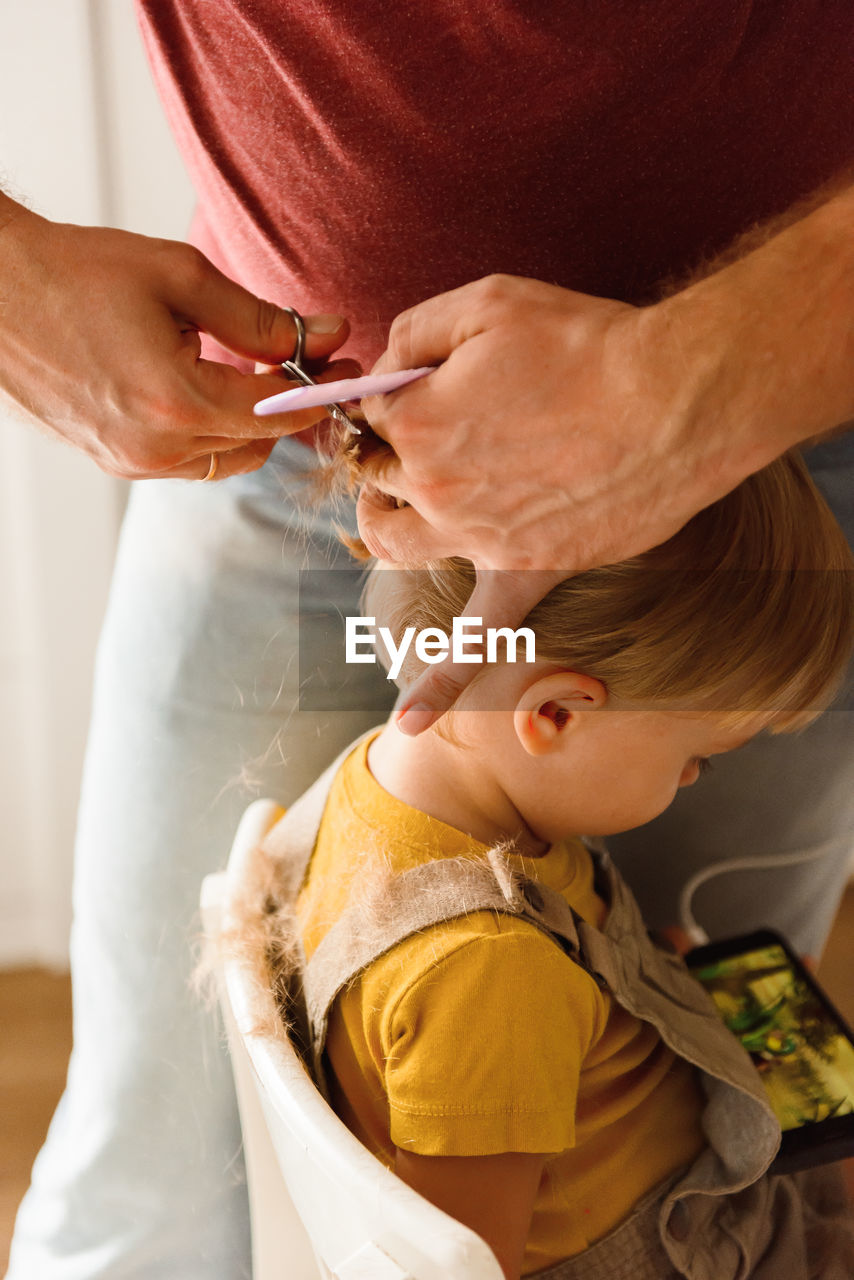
{"left": 513, "top": 672, "right": 607, "bottom": 756}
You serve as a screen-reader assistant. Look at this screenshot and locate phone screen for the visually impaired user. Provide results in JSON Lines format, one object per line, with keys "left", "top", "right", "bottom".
{"left": 689, "top": 940, "right": 854, "bottom": 1134}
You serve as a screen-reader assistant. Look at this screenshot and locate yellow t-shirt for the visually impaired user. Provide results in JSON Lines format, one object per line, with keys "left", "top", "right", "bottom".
{"left": 296, "top": 736, "right": 705, "bottom": 1274}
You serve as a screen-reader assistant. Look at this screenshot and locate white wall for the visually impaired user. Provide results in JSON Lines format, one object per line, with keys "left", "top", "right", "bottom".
{"left": 0, "top": 2, "right": 194, "bottom": 968}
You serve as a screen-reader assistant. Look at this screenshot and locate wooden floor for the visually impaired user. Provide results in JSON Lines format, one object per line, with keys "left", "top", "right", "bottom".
{"left": 2, "top": 891, "right": 853, "bottom": 1270}
{"left": 1, "top": 968, "right": 73, "bottom": 1272}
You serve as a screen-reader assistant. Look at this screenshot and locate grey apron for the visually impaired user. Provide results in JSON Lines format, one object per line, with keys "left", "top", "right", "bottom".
{"left": 260, "top": 734, "right": 854, "bottom": 1280}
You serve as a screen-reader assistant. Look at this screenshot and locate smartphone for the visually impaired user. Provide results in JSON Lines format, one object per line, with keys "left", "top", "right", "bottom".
{"left": 685, "top": 928, "right": 854, "bottom": 1174}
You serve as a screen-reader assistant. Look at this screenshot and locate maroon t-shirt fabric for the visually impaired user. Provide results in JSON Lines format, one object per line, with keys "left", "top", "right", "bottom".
{"left": 137, "top": 1, "right": 854, "bottom": 368}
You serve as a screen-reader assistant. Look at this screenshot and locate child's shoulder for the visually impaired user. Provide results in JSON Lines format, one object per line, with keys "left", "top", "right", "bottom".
{"left": 344, "top": 909, "right": 608, "bottom": 1153}
{"left": 361, "top": 905, "right": 608, "bottom": 1024}
{"left": 299, "top": 736, "right": 609, "bottom": 1039}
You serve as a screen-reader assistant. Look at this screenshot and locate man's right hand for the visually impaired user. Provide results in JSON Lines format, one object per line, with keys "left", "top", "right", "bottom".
{"left": 0, "top": 196, "right": 352, "bottom": 479}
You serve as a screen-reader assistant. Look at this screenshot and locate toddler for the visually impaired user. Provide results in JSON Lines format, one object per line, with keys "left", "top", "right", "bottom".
{"left": 245, "top": 449, "right": 854, "bottom": 1279}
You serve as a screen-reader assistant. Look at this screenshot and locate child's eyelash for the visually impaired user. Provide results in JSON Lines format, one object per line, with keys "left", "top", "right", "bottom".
{"left": 695, "top": 756, "right": 714, "bottom": 775}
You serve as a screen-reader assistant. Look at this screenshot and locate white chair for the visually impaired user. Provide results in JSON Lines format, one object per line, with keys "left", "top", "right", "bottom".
{"left": 201, "top": 798, "right": 505, "bottom": 1280}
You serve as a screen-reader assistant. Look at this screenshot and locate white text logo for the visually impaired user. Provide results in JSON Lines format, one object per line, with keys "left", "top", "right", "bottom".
{"left": 345, "top": 616, "right": 536, "bottom": 680}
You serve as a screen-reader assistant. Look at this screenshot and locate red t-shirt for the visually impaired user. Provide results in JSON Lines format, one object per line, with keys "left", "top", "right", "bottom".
{"left": 137, "top": 1, "right": 854, "bottom": 367}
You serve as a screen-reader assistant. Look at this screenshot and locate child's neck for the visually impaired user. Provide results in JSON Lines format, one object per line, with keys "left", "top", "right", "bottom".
{"left": 367, "top": 720, "right": 550, "bottom": 857}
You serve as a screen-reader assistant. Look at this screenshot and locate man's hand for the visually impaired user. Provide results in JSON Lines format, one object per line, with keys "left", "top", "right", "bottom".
{"left": 0, "top": 197, "right": 353, "bottom": 479}
{"left": 358, "top": 274, "right": 738, "bottom": 732}
{"left": 361, "top": 187, "right": 854, "bottom": 732}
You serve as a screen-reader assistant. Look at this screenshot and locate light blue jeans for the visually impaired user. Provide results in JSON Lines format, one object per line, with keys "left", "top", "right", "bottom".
{"left": 6, "top": 435, "right": 853, "bottom": 1279}
{"left": 7, "top": 440, "right": 393, "bottom": 1280}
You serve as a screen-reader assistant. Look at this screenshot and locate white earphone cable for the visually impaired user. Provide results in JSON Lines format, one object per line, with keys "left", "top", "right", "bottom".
{"left": 677, "top": 837, "right": 845, "bottom": 946}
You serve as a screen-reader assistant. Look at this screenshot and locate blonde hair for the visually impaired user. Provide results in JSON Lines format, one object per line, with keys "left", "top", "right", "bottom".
{"left": 325, "top": 437, "right": 853, "bottom": 727}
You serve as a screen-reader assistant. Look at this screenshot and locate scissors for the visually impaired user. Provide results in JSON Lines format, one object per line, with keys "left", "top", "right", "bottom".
{"left": 278, "top": 307, "right": 362, "bottom": 435}
{"left": 258, "top": 307, "right": 435, "bottom": 430}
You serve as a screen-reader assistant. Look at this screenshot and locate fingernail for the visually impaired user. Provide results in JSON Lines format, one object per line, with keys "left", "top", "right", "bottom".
{"left": 396, "top": 703, "right": 437, "bottom": 737}
{"left": 304, "top": 313, "right": 345, "bottom": 334}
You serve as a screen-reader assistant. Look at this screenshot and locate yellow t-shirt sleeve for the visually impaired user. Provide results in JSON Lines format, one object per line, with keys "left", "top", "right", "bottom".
{"left": 368, "top": 916, "right": 606, "bottom": 1158}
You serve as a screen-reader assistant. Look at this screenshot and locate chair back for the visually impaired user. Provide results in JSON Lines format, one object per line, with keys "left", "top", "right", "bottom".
{"left": 201, "top": 798, "right": 504, "bottom": 1280}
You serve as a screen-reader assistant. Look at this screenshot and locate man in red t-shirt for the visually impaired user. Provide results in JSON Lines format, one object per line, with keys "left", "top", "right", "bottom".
{"left": 3, "top": 5, "right": 853, "bottom": 1277}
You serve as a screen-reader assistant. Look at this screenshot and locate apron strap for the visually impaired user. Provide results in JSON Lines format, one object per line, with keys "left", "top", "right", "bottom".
{"left": 301, "top": 847, "right": 595, "bottom": 1070}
